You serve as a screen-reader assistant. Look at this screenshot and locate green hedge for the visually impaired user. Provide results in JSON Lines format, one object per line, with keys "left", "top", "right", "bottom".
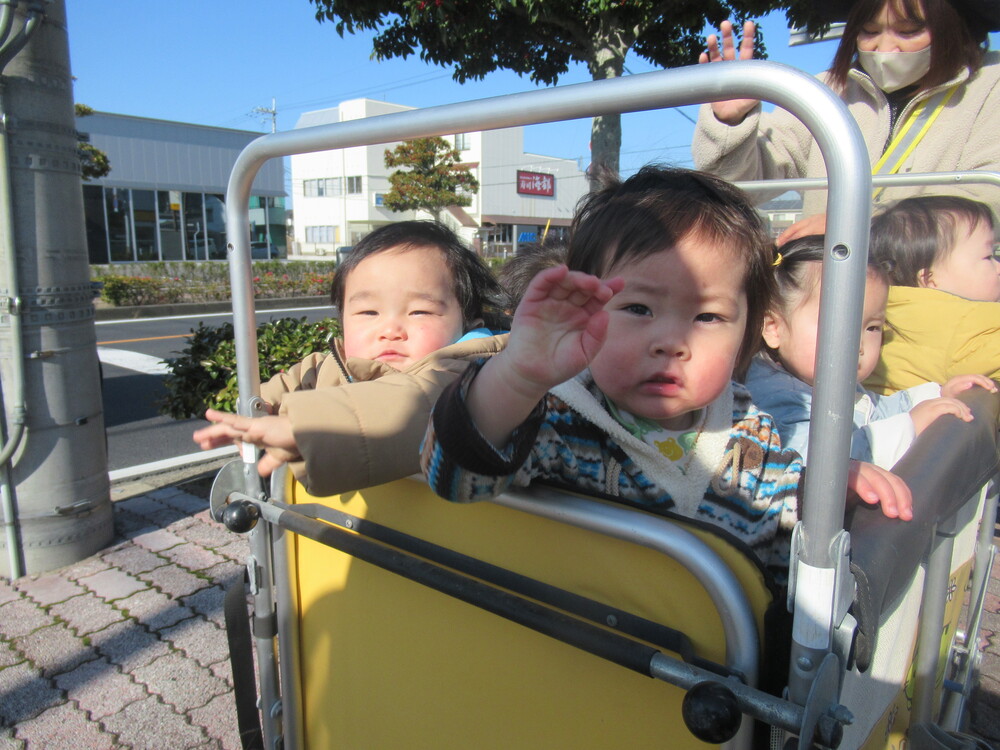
{"left": 97, "top": 268, "right": 336, "bottom": 307}
{"left": 93, "top": 260, "right": 339, "bottom": 306}
{"left": 161, "top": 316, "right": 341, "bottom": 419}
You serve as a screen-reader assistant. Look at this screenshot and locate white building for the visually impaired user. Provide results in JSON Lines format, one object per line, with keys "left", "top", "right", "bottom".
{"left": 290, "top": 98, "right": 588, "bottom": 256}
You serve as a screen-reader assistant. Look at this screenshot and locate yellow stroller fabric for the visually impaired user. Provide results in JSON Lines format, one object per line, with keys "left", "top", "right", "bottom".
{"left": 285, "top": 476, "right": 778, "bottom": 750}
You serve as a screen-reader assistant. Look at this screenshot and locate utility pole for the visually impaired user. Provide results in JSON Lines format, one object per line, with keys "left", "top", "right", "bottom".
{"left": 0, "top": 0, "right": 112, "bottom": 577}
{"left": 252, "top": 97, "right": 277, "bottom": 133}
{"left": 251, "top": 98, "right": 277, "bottom": 256}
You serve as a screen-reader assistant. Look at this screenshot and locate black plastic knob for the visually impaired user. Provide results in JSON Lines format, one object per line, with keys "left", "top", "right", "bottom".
{"left": 681, "top": 680, "right": 742, "bottom": 744}
{"left": 221, "top": 500, "right": 260, "bottom": 533}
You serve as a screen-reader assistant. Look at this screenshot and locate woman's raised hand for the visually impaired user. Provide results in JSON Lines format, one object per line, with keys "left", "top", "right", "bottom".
{"left": 698, "top": 20, "right": 761, "bottom": 125}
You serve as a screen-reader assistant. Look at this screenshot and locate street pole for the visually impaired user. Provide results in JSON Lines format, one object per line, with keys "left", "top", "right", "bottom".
{"left": 0, "top": 0, "right": 112, "bottom": 577}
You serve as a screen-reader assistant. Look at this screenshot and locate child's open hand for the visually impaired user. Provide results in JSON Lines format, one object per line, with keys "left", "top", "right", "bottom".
{"left": 505, "top": 265, "right": 624, "bottom": 394}
{"left": 941, "top": 374, "right": 998, "bottom": 399}
{"left": 909, "top": 397, "right": 975, "bottom": 434}
{"left": 847, "top": 459, "right": 913, "bottom": 521}
{"left": 193, "top": 409, "right": 300, "bottom": 477}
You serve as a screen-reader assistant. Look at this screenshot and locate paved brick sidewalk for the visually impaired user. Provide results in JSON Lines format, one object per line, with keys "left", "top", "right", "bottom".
{"left": 1, "top": 469, "right": 999, "bottom": 748}
{"left": 0, "top": 478, "right": 248, "bottom": 750}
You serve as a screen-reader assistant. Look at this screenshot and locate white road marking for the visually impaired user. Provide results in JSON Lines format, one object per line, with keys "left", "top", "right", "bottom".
{"left": 98, "top": 348, "right": 170, "bottom": 375}
{"left": 94, "top": 304, "right": 330, "bottom": 325}
{"left": 108, "top": 445, "right": 238, "bottom": 482}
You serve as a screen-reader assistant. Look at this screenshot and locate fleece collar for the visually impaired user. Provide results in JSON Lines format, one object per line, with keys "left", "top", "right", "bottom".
{"left": 551, "top": 372, "right": 734, "bottom": 515}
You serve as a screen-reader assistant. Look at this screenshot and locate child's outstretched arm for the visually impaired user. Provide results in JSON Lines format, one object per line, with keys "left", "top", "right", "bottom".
{"left": 847, "top": 459, "right": 913, "bottom": 521}
{"left": 466, "top": 265, "right": 623, "bottom": 447}
{"left": 192, "top": 409, "right": 300, "bottom": 477}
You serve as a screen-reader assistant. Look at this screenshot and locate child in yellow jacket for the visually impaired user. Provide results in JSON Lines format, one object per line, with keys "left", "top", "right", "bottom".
{"left": 865, "top": 195, "right": 1000, "bottom": 395}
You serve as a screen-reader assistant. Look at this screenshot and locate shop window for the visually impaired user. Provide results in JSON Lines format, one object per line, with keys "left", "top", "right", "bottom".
{"left": 184, "top": 192, "right": 207, "bottom": 260}
{"left": 157, "top": 190, "right": 184, "bottom": 260}
{"left": 105, "top": 188, "right": 133, "bottom": 262}
{"left": 83, "top": 185, "right": 108, "bottom": 264}
{"left": 132, "top": 190, "right": 158, "bottom": 261}
{"left": 205, "top": 194, "right": 227, "bottom": 259}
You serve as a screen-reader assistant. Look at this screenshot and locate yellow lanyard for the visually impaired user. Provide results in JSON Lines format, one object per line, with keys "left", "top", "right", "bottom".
{"left": 872, "top": 86, "right": 959, "bottom": 195}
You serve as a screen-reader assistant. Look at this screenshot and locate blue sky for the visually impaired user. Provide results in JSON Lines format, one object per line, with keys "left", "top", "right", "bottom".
{"left": 66, "top": 1, "right": 993, "bottom": 192}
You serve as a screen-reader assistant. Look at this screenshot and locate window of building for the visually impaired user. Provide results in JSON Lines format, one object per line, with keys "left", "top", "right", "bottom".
{"left": 205, "top": 194, "right": 227, "bottom": 260}
{"left": 83, "top": 185, "right": 108, "bottom": 264}
{"left": 184, "top": 192, "right": 206, "bottom": 260}
{"left": 105, "top": 188, "right": 134, "bottom": 262}
{"left": 132, "top": 190, "right": 158, "bottom": 261}
{"left": 303, "top": 177, "right": 341, "bottom": 197}
{"left": 346, "top": 176, "right": 363, "bottom": 194}
{"left": 454, "top": 133, "right": 471, "bottom": 151}
{"left": 306, "top": 226, "right": 336, "bottom": 244}
{"left": 157, "top": 190, "right": 184, "bottom": 261}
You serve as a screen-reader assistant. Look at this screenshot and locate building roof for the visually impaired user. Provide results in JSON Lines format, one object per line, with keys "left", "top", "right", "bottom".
{"left": 77, "top": 112, "right": 285, "bottom": 197}
{"left": 481, "top": 215, "right": 572, "bottom": 227}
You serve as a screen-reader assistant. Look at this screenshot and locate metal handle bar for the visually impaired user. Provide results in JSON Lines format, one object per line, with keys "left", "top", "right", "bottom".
{"left": 737, "top": 170, "right": 1000, "bottom": 194}
{"left": 225, "top": 59, "right": 875, "bottom": 712}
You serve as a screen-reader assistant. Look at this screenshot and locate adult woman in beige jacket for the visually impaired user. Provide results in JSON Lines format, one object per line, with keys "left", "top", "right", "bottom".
{"left": 693, "top": 0, "right": 1000, "bottom": 244}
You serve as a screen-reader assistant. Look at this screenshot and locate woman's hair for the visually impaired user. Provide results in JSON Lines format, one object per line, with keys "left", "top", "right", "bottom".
{"left": 330, "top": 220, "right": 506, "bottom": 329}
{"left": 828, "top": 0, "right": 988, "bottom": 90}
{"left": 567, "top": 165, "right": 776, "bottom": 377}
{"left": 869, "top": 195, "right": 994, "bottom": 286}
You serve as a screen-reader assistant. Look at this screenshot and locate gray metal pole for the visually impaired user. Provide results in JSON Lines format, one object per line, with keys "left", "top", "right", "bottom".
{"left": 0, "top": 0, "right": 111, "bottom": 577}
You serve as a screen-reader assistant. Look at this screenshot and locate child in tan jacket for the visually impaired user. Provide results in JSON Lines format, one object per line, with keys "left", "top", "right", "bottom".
{"left": 193, "top": 221, "right": 507, "bottom": 496}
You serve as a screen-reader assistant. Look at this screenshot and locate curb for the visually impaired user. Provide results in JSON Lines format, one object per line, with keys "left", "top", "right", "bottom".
{"left": 94, "top": 295, "right": 330, "bottom": 321}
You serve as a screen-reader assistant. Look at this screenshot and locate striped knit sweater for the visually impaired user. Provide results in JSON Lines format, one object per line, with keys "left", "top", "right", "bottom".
{"left": 421, "top": 362, "right": 803, "bottom": 576}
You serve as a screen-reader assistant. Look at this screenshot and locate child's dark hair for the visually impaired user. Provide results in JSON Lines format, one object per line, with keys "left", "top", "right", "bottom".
{"left": 567, "top": 165, "right": 776, "bottom": 377}
{"left": 765, "top": 234, "right": 893, "bottom": 362}
{"left": 330, "top": 220, "right": 506, "bottom": 329}
{"left": 496, "top": 241, "right": 568, "bottom": 310}
{"left": 869, "top": 195, "right": 995, "bottom": 287}
{"left": 772, "top": 234, "right": 892, "bottom": 313}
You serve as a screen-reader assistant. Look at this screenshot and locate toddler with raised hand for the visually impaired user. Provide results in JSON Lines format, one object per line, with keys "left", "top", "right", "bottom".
{"left": 193, "top": 221, "right": 508, "bottom": 495}
{"left": 745, "top": 235, "right": 995, "bottom": 472}
{"left": 865, "top": 195, "right": 1000, "bottom": 395}
{"left": 421, "top": 166, "right": 911, "bottom": 579}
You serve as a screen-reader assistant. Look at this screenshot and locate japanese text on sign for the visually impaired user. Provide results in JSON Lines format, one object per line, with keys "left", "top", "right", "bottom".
{"left": 516, "top": 170, "right": 555, "bottom": 197}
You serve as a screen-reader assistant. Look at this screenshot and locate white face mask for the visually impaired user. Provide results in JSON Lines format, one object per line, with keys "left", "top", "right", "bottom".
{"left": 858, "top": 47, "right": 932, "bottom": 93}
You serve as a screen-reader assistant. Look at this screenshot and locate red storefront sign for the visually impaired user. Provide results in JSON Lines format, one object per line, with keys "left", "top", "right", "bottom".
{"left": 516, "top": 170, "right": 555, "bottom": 196}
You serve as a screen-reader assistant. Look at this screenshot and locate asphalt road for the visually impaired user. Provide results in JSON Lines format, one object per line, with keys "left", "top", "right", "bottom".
{"left": 96, "top": 305, "right": 331, "bottom": 472}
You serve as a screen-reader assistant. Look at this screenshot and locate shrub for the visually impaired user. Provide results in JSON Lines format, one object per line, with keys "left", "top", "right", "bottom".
{"left": 92, "top": 261, "right": 338, "bottom": 306}
{"left": 160, "top": 316, "right": 341, "bottom": 419}
{"left": 100, "top": 275, "right": 184, "bottom": 306}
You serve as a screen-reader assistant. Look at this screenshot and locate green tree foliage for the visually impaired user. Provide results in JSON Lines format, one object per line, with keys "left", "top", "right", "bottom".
{"left": 75, "top": 103, "right": 111, "bottom": 181}
{"left": 309, "top": 0, "right": 825, "bottom": 186}
{"left": 382, "top": 136, "right": 479, "bottom": 219}
{"left": 161, "top": 316, "right": 341, "bottom": 418}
